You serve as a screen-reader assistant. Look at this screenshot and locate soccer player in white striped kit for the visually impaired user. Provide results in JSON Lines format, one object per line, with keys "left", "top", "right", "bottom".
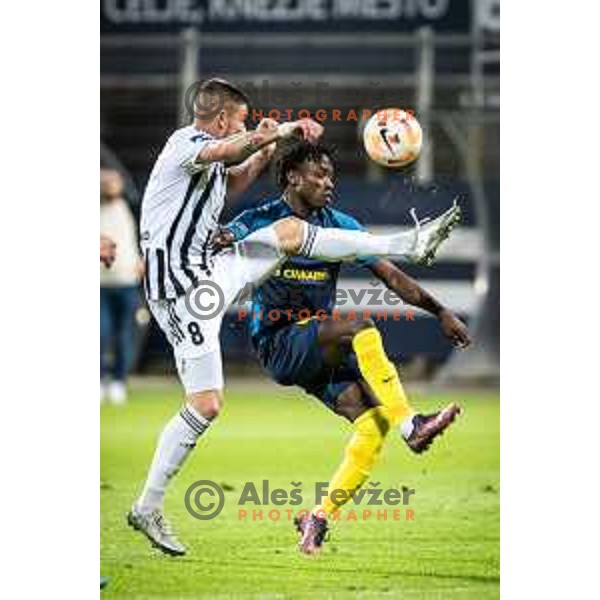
{"left": 128, "top": 78, "right": 460, "bottom": 555}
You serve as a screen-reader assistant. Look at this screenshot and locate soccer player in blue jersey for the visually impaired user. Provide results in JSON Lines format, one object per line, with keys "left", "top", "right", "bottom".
{"left": 215, "top": 140, "right": 472, "bottom": 554}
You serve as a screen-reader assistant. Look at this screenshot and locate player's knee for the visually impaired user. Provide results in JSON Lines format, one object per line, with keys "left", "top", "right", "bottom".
{"left": 273, "top": 217, "right": 305, "bottom": 254}
{"left": 320, "top": 317, "right": 375, "bottom": 344}
{"left": 188, "top": 390, "right": 223, "bottom": 420}
{"left": 334, "top": 384, "right": 370, "bottom": 422}
{"left": 349, "top": 318, "right": 376, "bottom": 339}
{"left": 359, "top": 318, "right": 376, "bottom": 330}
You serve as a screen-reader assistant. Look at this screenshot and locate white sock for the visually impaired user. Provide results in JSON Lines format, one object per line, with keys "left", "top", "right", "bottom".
{"left": 400, "top": 414, "right": 416, "bottom": 440}
{"left": 300, "top": 223, "right": 416, "bottom": 262}
{"left": 136, "top": 404, "right": 211, "bottom": 513}
{"left": 240, "top": 221, "right": 416, "bottom": 262}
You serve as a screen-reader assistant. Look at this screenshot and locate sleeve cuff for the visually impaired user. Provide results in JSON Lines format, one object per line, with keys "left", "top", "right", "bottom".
{"left": 226, "top": 221, "right": 250, "bottom": 241}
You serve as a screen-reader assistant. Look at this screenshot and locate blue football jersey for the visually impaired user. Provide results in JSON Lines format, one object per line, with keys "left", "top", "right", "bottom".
{"left": 225, "top": 196, "right": 377, "bottom": 346}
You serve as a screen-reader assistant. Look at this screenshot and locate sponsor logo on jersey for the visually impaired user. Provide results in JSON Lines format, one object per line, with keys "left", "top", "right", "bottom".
{"left": 274, "top": 267, "right": 330, "bottom": 283}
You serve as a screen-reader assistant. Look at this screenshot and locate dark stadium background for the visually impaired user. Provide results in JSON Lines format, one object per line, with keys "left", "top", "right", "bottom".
{"left": 100, "top": 0, "right": 499, "bottom": 384}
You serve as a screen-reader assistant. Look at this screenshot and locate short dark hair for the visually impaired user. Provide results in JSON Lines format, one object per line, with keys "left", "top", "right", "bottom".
{"left": 195, "top": 77, "right": 252, "bottom": 112}
{"left": 274, "top": 139, "right": 335, "bottom": 191}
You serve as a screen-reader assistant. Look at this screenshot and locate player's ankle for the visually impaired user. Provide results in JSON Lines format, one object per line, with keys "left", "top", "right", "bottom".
{"left": 400, "top": 414, "right": 417, "bottom": 440}
{"left": 134, "top": 496, "right": 162, "bottom": 516}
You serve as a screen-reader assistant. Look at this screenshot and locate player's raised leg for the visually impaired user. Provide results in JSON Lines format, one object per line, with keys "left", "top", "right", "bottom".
{"left": 236, "top": 203, "right": 460, "bottom": 269}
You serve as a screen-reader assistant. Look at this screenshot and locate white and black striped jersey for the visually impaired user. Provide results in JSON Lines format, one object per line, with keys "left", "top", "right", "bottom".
{"left": 140, "top": 125, "right": 227, "bottom": 300}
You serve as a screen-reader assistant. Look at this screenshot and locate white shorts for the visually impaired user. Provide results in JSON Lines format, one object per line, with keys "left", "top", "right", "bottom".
{"left": 148, "top": 241, "right": 283, "bottom": 394}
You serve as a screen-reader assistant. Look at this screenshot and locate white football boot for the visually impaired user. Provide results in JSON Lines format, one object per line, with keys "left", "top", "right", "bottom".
{"left": 127, "top": 505, "right": 186, "bottom": 556}
{"left": 408, "top": 200, "right": 461, "bottom": 266}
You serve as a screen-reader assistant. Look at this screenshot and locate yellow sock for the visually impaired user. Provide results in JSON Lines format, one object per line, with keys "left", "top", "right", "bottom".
{"left": 352, "top": 328, "right": 414, "bottom": 423}
{"left": 315, "top": 407, "right": 391, "bottom": 517}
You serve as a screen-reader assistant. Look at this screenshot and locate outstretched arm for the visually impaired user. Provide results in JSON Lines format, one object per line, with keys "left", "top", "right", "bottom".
{"left": 197, "top": 118, "right": 323, "bottom": 168}
{"left": 370, "top": 259, "right": 472, "bottom": 348}
{"left": 225, "top": 118, "right": 322, "bottom": 201}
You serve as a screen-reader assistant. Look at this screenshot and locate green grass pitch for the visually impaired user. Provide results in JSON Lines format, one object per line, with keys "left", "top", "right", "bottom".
{"left": 101, "top": 380, "right": 499, "bottom": 599}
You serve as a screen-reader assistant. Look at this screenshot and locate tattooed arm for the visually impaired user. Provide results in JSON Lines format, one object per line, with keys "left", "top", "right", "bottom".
{"left": 223, "top": 118, "right": 323, "bottom": 201}
{"left": 226, "top": 142, "right": 277, "bottom": 201}
{"left": 196, "top": 118, "right": 323, "bottom": 168}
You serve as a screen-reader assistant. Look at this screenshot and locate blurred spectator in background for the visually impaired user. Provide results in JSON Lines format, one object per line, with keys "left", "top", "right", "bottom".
{"left": 100, "top": 169, "right": 142, "bottom": 405}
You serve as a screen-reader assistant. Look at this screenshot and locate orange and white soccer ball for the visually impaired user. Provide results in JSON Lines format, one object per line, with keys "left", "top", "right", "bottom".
{"left": 363, "top": 108, "right": 423, "bottom": 168}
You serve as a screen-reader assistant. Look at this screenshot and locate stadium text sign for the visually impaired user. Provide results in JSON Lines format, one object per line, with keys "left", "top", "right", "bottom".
{"left": 102, "top": 0, "right": 469, "bottom": 32}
